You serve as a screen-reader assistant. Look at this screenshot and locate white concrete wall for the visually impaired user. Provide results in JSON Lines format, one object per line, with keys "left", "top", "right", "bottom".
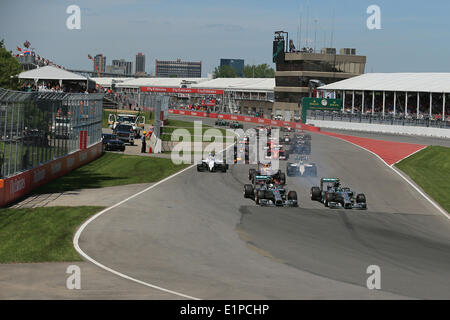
{"left": 307, "top": 120, "right": 450, "bottom": 139}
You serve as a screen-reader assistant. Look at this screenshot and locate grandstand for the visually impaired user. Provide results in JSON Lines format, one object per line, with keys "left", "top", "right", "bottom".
{"left": 318, "top": 73, "right": 450, "bottom": 121}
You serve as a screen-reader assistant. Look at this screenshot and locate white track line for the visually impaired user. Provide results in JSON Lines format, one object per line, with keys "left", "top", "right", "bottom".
{"left": 73, "top": 164, "right": 200, "bottom": 300}
{"left": 73, "top": 129, "right": 238, "bottom": 300}
{"left": 320, "top": 133, "right": 449, "bottom": 220}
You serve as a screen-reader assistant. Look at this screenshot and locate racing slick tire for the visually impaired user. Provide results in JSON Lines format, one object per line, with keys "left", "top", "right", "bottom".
{"left": 256, "top": 189, "right": 265, "bottom": 205}
{"left": 197, "top": 164, "right": 206, "bottom": 172}
{"left": 249, "top": 169, "right": 256, "bottom": 181}
{"left": 279, "top": 172, "right": 286, "bottom": 185}
{"left": 288, "top": 191, "right": 298, "bottom": 201}
{"left": 264, "top": 190, "right": 275, "bottom": 202}
{"left": 356, "top": 193, "right": 366, "bottom": 203}
{"left": 244, "top": 184, "right": 254, "bottom": 199}
{"left": 221, "top": 164, "right": 227, "bottom": 173}
{"left": 311, "top": 187, "right": 321, "bottom": 201}
{"left": 325, "top": 192, "right": 336, "bottom": 207}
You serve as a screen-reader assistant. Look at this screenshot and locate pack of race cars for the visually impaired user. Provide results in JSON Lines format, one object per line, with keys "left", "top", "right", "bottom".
{"left": 197, "top": 122, "right": 367, "bottom": 210}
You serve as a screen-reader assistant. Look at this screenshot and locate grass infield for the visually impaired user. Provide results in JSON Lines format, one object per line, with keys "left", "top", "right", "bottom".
{"left": 396, "top": 146, "right": 450, "bottom": 213}
{"left": 33, "top": 152, "right": 190, "bottom": 194}
{"left": 0, "top": 206, "right": 104, "bottom": 263}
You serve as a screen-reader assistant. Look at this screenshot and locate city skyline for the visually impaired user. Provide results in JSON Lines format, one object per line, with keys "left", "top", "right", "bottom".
{"left": 1, "top": 0, "right": 450, "bottom": 77}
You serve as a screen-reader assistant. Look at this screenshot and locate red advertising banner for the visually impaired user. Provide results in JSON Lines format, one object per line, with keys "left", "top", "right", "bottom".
{"left": 0, "top": 143, "right": 102, "bottom": 207}
{"left": 80, "top": 131, "right": 87, "bottom": 150}
{"left": 140, "top": 87, "right": 224, "bottom": 95}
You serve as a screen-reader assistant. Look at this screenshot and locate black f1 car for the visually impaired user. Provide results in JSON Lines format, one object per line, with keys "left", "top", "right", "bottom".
{"left": 215, "top": 119, "right": 229, "bottom": 126}
{"left": 244, "top": 175, "right": 298, "bottom": 207}
{"left": 248, "top": 162, "right": 286, "bottom": 185}
{"left": 310, "top": 178, "right": 367, "bottom": 209}
{"left": 229, "top": 121, "right": 244, "bottom": 129}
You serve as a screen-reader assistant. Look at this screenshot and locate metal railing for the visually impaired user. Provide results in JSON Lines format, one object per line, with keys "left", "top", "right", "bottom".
{"left": 308, "top": 110, "right": 450, "bottom": 129}
{"left": 0, "top": 88, "right": 103, "bottom": 178}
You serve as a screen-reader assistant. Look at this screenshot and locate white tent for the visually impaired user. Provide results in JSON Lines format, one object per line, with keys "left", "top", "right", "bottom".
{"left": 318, "top": 73, "right": 450, "bottom": 93}
{"left": 116, "top": 77, "right": 208, "bottom": 89}
{"left": 19, "top": 66, "right": 87, "bottom": 81}
{"left": 192, "top": 78, "right": 275, "bottom": 92}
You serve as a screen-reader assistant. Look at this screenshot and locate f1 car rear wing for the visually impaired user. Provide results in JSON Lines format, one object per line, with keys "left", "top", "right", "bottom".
{"left": 320, "top": 178, "right": 340, "bottom": 189}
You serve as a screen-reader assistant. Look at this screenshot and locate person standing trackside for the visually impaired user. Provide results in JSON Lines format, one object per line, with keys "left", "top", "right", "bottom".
{"left": 141, "top": 131, "right": 147, "bottom": 153}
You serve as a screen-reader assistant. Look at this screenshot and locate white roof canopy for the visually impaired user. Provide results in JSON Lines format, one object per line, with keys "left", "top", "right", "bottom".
{"left": 91, "top": 77, "right": 132, "bottom": 87}
{"left": 116, "top": 77, "right": 208, "bottom": 88}
{"left": 112, "top": 77, "right": 275, "bottom": 92}
{"left": 192, "top": 78, "right": 275, "bottom": 92}
{"left": 319, "top": 73, "right": 450, "bottom": 93}
{"left": 19, "top": 66, "right": 87, "bottom": 81}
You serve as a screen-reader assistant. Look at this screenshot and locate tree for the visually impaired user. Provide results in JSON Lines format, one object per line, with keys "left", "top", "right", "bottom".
{"left": 213, "top": 65, "right": 238, "bottom": 78}
{"left": 0, "top": 40, "right": 22, "bottom": 90}
{"left": 243, "top": 64, "right": 275, "bottom": 78}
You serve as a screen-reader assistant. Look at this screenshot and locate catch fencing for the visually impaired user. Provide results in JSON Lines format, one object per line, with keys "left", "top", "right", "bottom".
{"left": 0, "top": 88, "right": 103, "bottom": 178}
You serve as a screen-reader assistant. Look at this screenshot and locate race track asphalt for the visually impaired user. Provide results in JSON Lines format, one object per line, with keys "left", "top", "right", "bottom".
{"left": 78, "top": 115, "right": 450, "bottom": 299}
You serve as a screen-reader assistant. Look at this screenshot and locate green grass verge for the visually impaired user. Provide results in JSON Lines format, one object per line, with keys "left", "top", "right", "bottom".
{"left": 161, "top": 119, "right": 231, "bottom": 142}
{"left": 396, "top": 146, "right": 450, "bottom": 213}
{"left": 33, "top": 152, "right": 189, "bottom": 194}
{"left": 0, "top": 206, "right": 104, "bottom": 263}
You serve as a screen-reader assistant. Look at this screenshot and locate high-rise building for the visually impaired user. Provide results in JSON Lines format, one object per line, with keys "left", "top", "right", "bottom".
{"left": 135, "top": 52, "right": 146, "bottom": 75}
{"left": 155, "top": 59, "right": 201, "bottom": 77}
{"left": 93, "top": 54, "right": 106, "bottom": 73}
{"left": 220, "top": 59, "right": 244, "bottom": 77}
{"left": 112, "top": 59, "right": 133, "bottom": 75}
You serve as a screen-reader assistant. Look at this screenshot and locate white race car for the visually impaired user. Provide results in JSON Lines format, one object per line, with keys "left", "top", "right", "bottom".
{"left": 197, "top": 153, "right": 229, "bottom": 172}
{"left": 286, "top": 156, "right": 317, "bottom": 177}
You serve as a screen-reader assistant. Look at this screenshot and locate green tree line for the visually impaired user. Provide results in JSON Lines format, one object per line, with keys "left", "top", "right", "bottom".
{"left": 0, "top": 39, "right": 22, "bottom": 90}
{"left": 213, "top": 63, "right": 275, "bottom": 78}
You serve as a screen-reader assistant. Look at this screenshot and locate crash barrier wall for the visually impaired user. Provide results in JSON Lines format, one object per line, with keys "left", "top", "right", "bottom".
{"left": 0, "top": 142, "right": 102, "bottom": 207}
{"left": 307, "top": 119, "right": 450, "bottom": 139}
{"left": 168, "top": 109, "right": 321, "bottom": 132}
{"left": 0, "top": 88, "right": 103, "bottom": 179}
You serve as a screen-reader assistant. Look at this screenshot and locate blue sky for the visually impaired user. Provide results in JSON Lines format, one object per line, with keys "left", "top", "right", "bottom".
{"left": 1, "top": 0, "right": 450, "bottom": 76}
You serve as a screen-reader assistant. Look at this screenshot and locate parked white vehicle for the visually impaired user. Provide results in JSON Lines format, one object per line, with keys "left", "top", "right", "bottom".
{"left": 108, "top": 113, "right": 145, "bottom": 138}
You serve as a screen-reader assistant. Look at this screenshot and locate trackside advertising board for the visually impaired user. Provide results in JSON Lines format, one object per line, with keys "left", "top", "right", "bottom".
{"left": 0, "top": 143, "right": 103, "bottom": 207}
{"left": 140, "top": 87, "right": 224, "bottom": 95}
{"left": 301, "top": 97, "right": 342, "bottom": 123}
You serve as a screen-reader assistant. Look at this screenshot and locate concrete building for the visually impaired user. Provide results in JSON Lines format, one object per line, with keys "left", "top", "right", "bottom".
{"left": 155, "top": 59, "right": 202, "bottom": 78}
{"left": 135, "top": 52, "right": 146, "bottom": 75}
{"left": 106, "top": 65, "right": 126, "bottom": 75}
{"left": 273, "top": 36, "right": 366, "bottom": 119}
{"left": 220, "top": 59, "right": 245, "bottom": 77}
{"left": 112, "top": 59, "right": 133, "bottom": 75}
{"left": 94, "top": 54, "right": 106, "bottom": 73}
